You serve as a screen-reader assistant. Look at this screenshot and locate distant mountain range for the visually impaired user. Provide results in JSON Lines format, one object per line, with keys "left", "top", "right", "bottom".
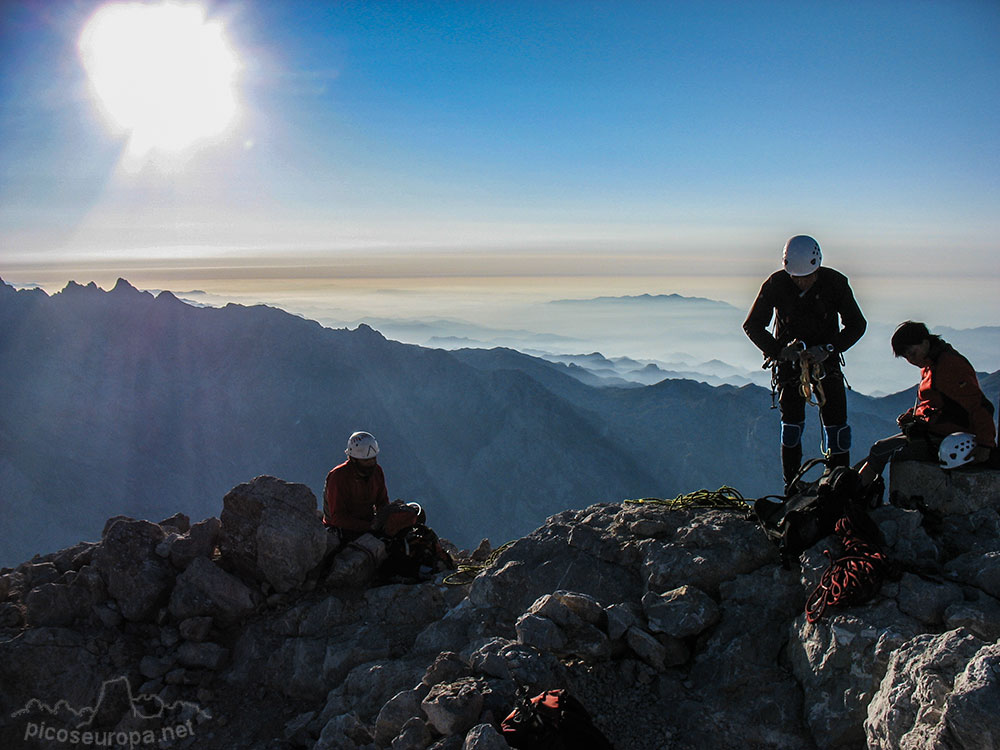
{"left": 1, "top": 277, "right": 996, "bottom": 568}
{"left": 548, "top": 292, "right": 739, "bottom": 308}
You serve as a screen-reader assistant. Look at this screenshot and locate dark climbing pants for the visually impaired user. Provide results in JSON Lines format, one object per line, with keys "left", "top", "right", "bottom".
{"left": 778, "top": 366, "right": 848, "bottom": 488}
{"left": 862, "top": 433, "right": 938, "bottom": 478}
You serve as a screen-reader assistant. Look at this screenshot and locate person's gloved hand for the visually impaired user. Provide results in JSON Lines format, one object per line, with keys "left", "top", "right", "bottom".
{"left": 900, "top": 418, "right": 928, "bottom": 439}
{"left": 803, "top": 345, "right": 831, "bottom": 363}
{"left": 779, "top": 344, "right": 803, "bottom": 362}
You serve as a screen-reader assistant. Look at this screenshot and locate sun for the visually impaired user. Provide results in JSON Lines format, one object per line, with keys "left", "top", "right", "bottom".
{"left": 78, "top": 2, "right": 240, "bottom": 155}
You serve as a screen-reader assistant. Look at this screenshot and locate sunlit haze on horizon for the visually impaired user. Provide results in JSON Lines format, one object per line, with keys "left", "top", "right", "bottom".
{"left": 2, "top": 0, "right": 998, "bottom": 367}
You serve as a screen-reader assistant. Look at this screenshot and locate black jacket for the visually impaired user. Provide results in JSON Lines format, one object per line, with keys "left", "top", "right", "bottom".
{"left": 743, "top": 267, "right": 866, "bottom": 362}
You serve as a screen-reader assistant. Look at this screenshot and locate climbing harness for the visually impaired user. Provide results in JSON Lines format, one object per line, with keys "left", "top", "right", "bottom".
{"left": 625, "top": 486, "right": 751, "bottom": 512}
{"left": 804, "top": 514, "right": 889, "bottom": 623}
{"left": 799, "top": 358, "right": 826, "bottom": 408}
{"left": 764, "top": 345, "right": 833, "bottom": 455}
{"left": 443, "top": 540, "right": 516, "bottom": 586}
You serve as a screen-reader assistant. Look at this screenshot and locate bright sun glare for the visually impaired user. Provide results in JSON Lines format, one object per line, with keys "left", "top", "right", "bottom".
{"left": 78, "top": 2, "right": 240, "bottom": 155}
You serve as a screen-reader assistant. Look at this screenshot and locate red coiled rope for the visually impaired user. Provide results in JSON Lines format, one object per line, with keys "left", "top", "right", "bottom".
{"left": 805, "top": 515, "right": 889, "bottom": 623}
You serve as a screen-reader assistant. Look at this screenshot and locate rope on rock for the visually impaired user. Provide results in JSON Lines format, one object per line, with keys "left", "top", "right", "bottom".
{"left": 443, "top": 540, "right": 517, "bottom": 586}
{"left": 804, "top": 514, "right": 889, "bottom": 623}
{"left": 624, "top": 486, "right": 751, "bottom": 512}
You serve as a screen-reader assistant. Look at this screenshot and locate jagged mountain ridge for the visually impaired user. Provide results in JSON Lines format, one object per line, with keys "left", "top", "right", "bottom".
{"left": 0, "top": 278, "right": 660, "bottom": 566}
{"left": 1, "top": 277, "right": 996, "bottom": 568}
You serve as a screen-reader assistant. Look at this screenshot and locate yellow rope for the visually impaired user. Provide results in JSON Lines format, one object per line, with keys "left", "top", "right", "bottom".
{"left": 624, "top": 486, "right": 751, "bottom": 511}
{"left": 443, "top": 540, "right": 517, "bottom": 586}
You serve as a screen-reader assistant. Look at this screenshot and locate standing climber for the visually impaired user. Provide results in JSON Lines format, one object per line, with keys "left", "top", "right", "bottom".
{"left": 323, "top": 431, "right": 390, "bottom": 542}
{"left": 743, "top": 235, "right": 867, "bottom": 492}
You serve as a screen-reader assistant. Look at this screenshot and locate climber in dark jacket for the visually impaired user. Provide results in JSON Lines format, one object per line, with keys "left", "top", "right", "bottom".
{"left": 859, "top": 321, "right": 996, "bottom": 485}
{"left": 744, "top": 235, "right": 867, "bottom": 491}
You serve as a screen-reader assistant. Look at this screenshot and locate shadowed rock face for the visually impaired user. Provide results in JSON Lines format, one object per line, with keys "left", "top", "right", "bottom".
{"left": 1, "top": 460, "right": 999, "bottom": 749}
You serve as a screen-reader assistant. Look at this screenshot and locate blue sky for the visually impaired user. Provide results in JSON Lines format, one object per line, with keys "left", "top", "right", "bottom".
{"left": 1, "top": 0, "right": 998, "bottom": 328}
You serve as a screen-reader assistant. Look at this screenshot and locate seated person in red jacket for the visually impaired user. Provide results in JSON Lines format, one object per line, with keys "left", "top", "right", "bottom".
{"left": 323, "top": 431, "right": 389, "bottom": 542}
{"left": 859, "top": 321, "right": 996, "bottom": 486}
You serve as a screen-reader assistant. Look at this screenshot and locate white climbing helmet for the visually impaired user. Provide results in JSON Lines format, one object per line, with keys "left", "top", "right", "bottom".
{"left": 782, "top": 235, "right": 822, "bottom": 277}
{"left": 345, "top": 431, "right": 379, "bottom": 459}
{"left": 938, "top": 432, "right": 976, "bottom": 470}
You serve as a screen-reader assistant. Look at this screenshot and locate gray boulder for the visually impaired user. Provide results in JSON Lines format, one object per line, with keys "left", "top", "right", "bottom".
{"left": 865, "top": 628, "right": 1000, "bottom": 749}
{"left": 890, "top": 460, "right": 1000, "bottom": 516}
{"left": 23, "top": 581, "right": 95, "bottom": 627}
{"left": 945, "top": 549, "right": 1000, "bottom": 599}
{"left": 325, "top": 533, "right": 386, "bottom": 589}
{"left": 895, "top": 572, "right": 964, "bottom": 626}
{"left": 463, "top": 723, "right": 508, "bottom": 750}
{"left": 168, "top": 556, "right": 259, "bottom": 625}
{"left": 95, "top": 518, "right": 175, "bottom": 622}
{"left": 789, "top": 604, "right": 922, "bottom": 749}
{"left": 169, "top": 517, "right": 221, "bottom": 570}
{"left": 640, "top": 509, "right": 775, "bottom": 595}
{"left": 219, "top": 475, "right": 329, "bottom": 593}
{"left": 375, "top": 687, "right": 428, "bottom": 747}
{"left": 421, "top": 677, "right": 485, "bottom": 736}
{"left": 642, "top": 584, "right": 720, "bottom": 638}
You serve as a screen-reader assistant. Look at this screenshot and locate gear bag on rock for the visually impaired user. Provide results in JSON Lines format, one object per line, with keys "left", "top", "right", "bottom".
{"left": 501, "top": 688, "right": 613, "bottom": 750}
{"left": 380, "top": 522, "right": 454, "bottom": 581}
{"left": 377, "top": 500, "right": 426, "bottom": 538}
{"left": 754, "top": 457, "right": 882, "bottom": 568}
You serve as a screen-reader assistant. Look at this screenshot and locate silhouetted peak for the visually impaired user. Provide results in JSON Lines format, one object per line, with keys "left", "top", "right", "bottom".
{"left": 155, "top": 289, "right": 184, "bottom": 305}
{"left": 110, "top": 278, "right": 138, "bottom": 295}
{"left": 354, "top": 323, "right": 386, "bottom": 341}
{"left": 60, "top": 280, "right": 101, "bottom": 296}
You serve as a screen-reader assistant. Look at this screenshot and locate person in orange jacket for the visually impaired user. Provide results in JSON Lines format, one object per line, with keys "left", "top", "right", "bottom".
{"left": 859, "top": 321, "right": 996, "bottom": 485}
{"left": 323, "top": 431, "right": 390, "bottom": 542}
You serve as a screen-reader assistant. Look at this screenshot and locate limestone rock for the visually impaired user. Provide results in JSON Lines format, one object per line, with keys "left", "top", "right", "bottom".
{"left": 944, "top": 549, "right": 1000, "bottom": 599}
{"left": 392, "top": 716, "right": 432, "bottom": 750}
{"left": 375, "top": 687, "right": 427, "bottom": 747}
{"left": 514, "top": 613, "right": 566, "bottom": 652}
{"left": 421, "top": 678, "right": 485, "bottom": 736}
{"left": 469, "top": 639, "right": 560, "bottom": 687}
{"left": 95, "top": 518, "right": 175, "bottom": 622}
{"left": 789, "top": 605, "right": 922, "bottom": 749}
{"left": 168, "top": 556, "right": 259, "bottom": 625}
{"left": 314, "top": 711, "right": 373, "bottom": 750}
{"left": 325, "top": 533, "right": 387, "bottom": 589}
{"left": 423, "top": 652, "right": 472, "bottom": 687}
{"left": 462, "top": 723, "right": 508, "bottom": 750}
{"left": 169, "top": 517, "right": 221, "bottom": 570}
{"left": 641, "top": 509, "right": 775, "bottom": 595}
{"left": 865, "top": 628, "right": 1000, "bottom": 750}
{"left": 219, "top": 475, "right": 328, "bottom": 593}
{"left": 943, "top": 594, "right": 1000, "bottom": 641}
{"left": 642, "top": 584, "right": 720, "bottom": 638}
{"left": 23, "top": 581, "right": 95, "bottom": 627}
{"left": 890, "top": 460, "right": 1000, "bottom": 516}
{"left": 895, "top": 572, "right": 963, "bottom": 625}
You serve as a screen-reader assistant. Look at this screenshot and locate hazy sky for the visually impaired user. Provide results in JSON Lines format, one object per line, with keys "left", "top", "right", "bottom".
{"left": 1, "top": 0, "right": 998, "bottom": 328}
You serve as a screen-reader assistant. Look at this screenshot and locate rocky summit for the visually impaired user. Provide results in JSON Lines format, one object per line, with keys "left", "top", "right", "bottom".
{"left": 1, "top": 461, "right": 999, "bottom": 750}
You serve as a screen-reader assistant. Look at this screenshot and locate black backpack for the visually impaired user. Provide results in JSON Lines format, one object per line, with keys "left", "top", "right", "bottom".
{"left": 754, "top": 458, "right": 881, "bottom": 568}
{"left": 380, "top": 523, "right": 454, "bottom": 581}
{"left": 501, "top": 688, "right": 613, "bottom": 750}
